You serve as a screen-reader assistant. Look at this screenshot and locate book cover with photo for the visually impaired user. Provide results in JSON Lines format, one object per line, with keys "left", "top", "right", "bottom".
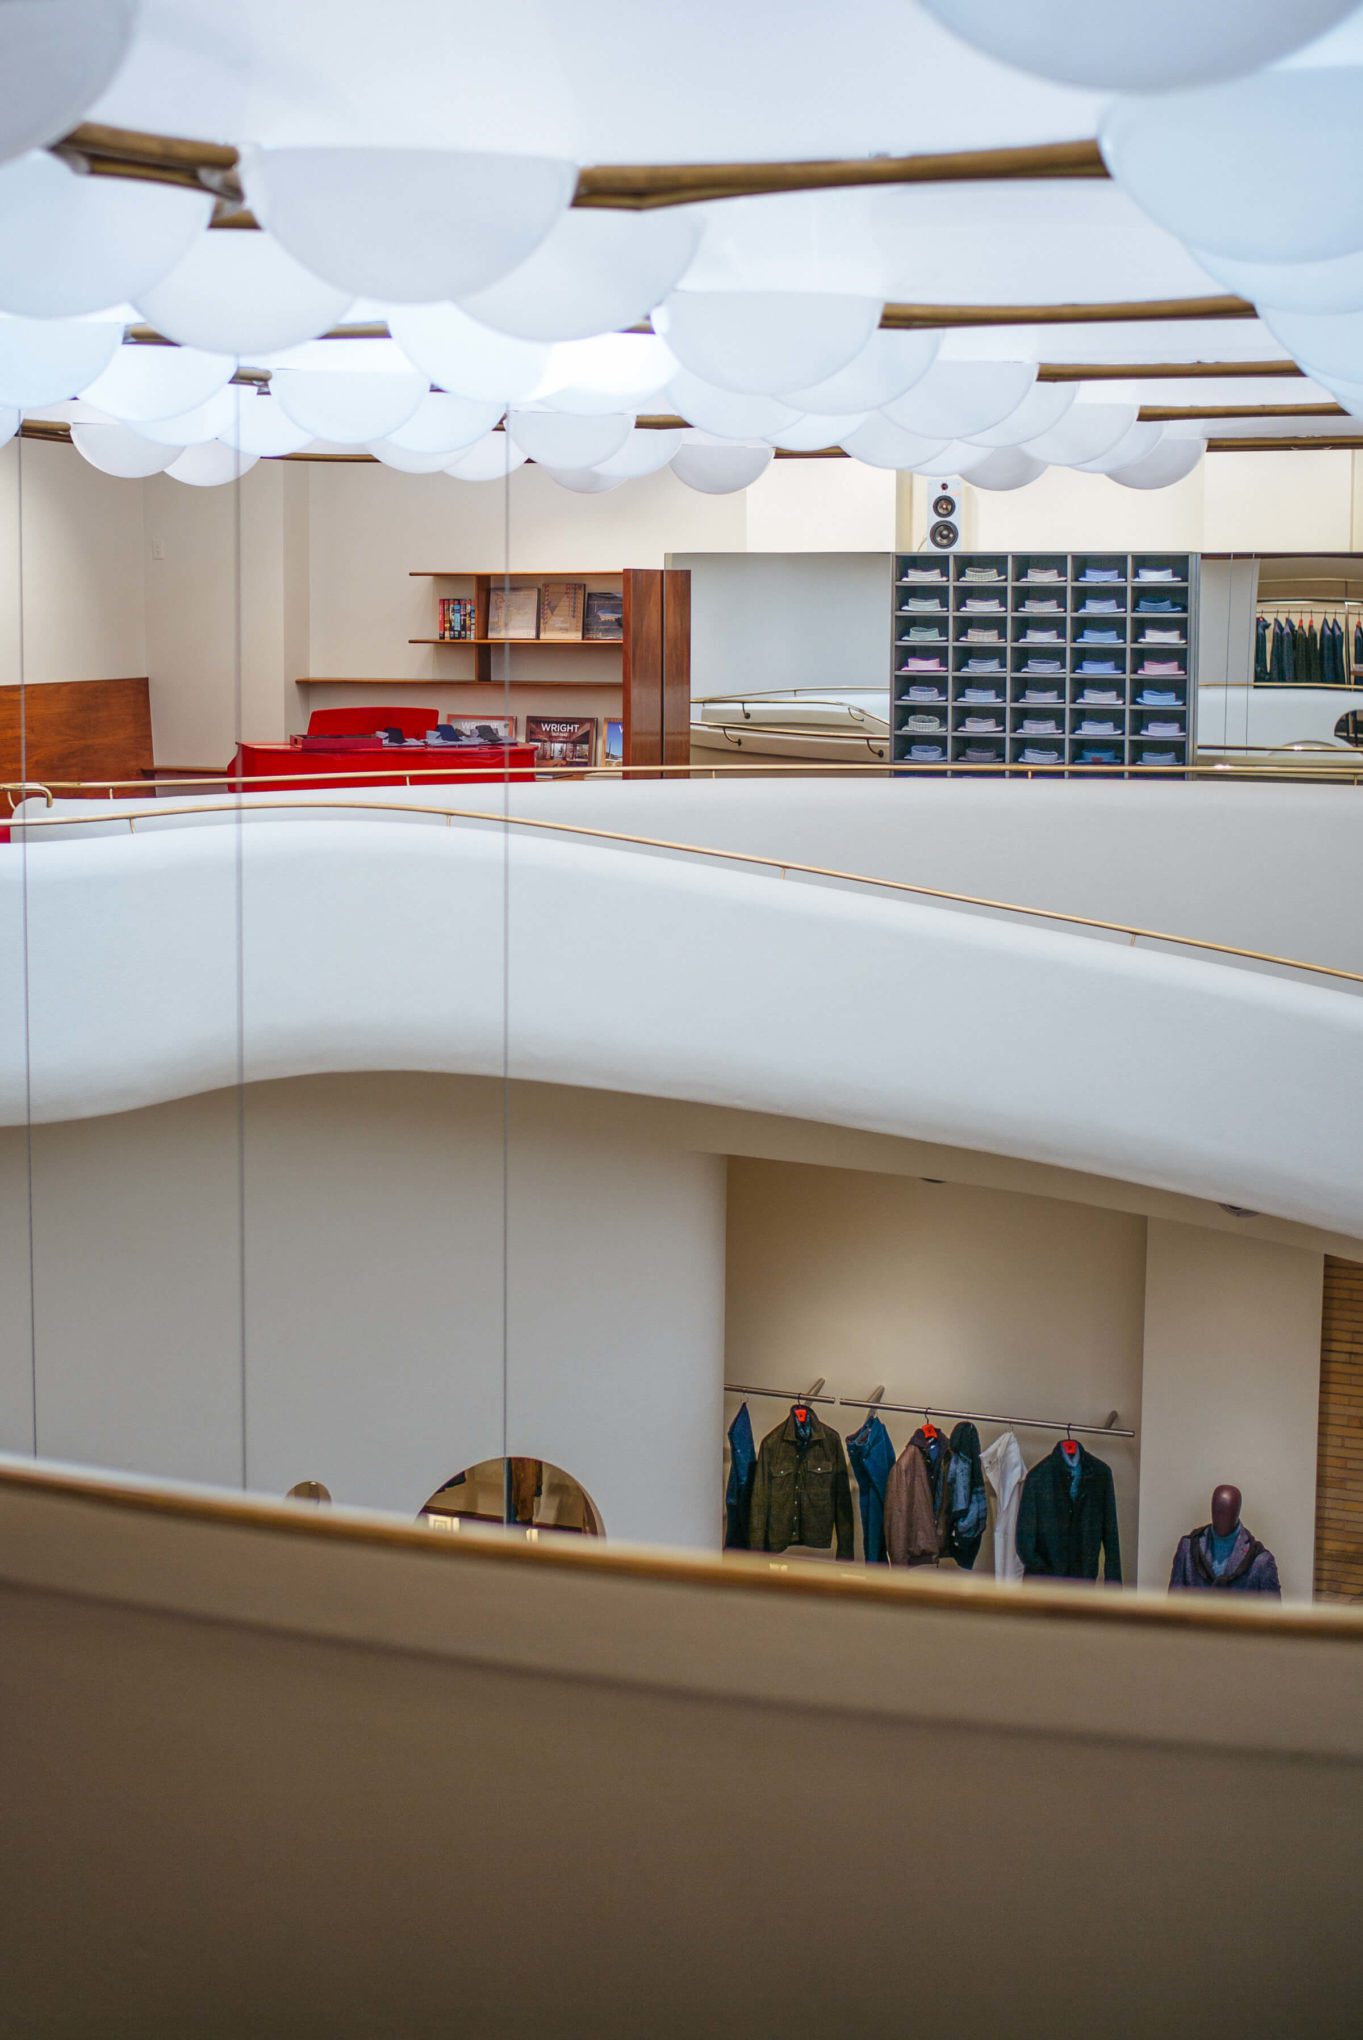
{"left": 583, "top": 589, "right": 623, "bottom": 641}
{"left": 449, "top": 716, "right": 516, "bottom": 742}
{"left": 540, "top": 580, "right": 586, "bottom": 640}
{"left": 525, "top": 716, "right": 596, "bottom": 767}
{"left": 602, "top": 718, "right": 624, "bottom": 767}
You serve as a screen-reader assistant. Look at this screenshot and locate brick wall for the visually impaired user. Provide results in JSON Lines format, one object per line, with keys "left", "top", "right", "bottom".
{"left": 1315, "top": 1255, "right": 1363, "bottom": 1602}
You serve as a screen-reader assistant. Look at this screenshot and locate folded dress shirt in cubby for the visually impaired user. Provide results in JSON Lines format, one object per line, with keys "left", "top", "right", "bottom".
{"left": 1076, "top": 628, "right": 1121, "bottom": 644}
{"left": 1019, "top": 716, "right": 1061, "bottom": 733}
{"left": 1138, "top": 627, "right": 1183, "bottom": 644}
{"left": 1022, "top": 686, "right": 1061, "bottom": 702}
{"left": 959, "top": 684, "right": 1004, "bottom": 702}
{"left": 900, "top": 656, "right": 946, "bottom": 671}
{"left": 1020, "top": 658, "right": 1063, "bottom": 674}
{"left": 1079, "top": 687, "right": 1123, "bottom": 704}
{"left": 1136, "top": 688, "right": 1179, "bottom": 706}
{"left": 1076, "top": 659, "right": 1120, "bottom": 675}
{"left": 1141, "top": 718, "right": 1182, "bottom": 736}
{"left": 962, "top": 657, "right": 1004, "bottom": 672}
{"left": 906, "top": 683, "right": 946, "bottom": 701}
{"left": 1019, "top": 597, "right": 1062, "bottom": 613}
{"left": 1021, "top": 566, "right": 1064, "bottom": 582}
{"left": 1021, "top": 627, "right": 1062, "bottom": 642}
{"left": 961, "top": 715, "right": 1003, "bottom": 731}
{"left": 899, "top": 568, "right": 948, "bottom": 583}
{"left": 1076, "top": 717, "right": 1121, "bottom": 734}
{"left": 1134, "top": 596, "right": 1180, "bottom": 614}
{"left": 962, "top": 627, "right": 1004, "bottom": 642}
{"left": 1018, "top": 746, "right": 1062, "bottom": 764}
{"left": 901, "top": 597, "right": 947, "bottom": 612}
{"left": 960, "top": 564, "right": 1004, "bottom": 581}
{"left": 1139, "top": 748, "right": 1179, "bottom": 765}
{"left": 903, "top": 713, "right": 946, "bottom": 732}
{"left": 1075, "top": 747, "right": 1121, "bottom": 765}
{"left": 1137, "top": 659, "right": 1183, "bottom": 676}
{"left": 903, "top": 624, "right": 946, "bottom": 640}
{"left": 960, "top": 597, "right": 1005, "bottom": 611}
{"left": 908, "top": 744, "right": 946, "bottom": 761}
{"left": 1135, "top": 565, "right": 1177, "bottom": 581}
{"left": 1078, "top": 565, "right": 1122, "bottom": 582}
{"left": 960, "top": 745, "right": 1000, "bottom": 762}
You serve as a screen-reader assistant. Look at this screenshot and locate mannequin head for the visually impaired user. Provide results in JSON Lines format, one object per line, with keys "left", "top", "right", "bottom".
{"left": 1211, "top": 1484, "right": 1242, "bottom": 1536}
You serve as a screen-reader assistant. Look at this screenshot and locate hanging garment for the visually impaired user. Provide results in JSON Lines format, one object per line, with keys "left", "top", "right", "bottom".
{"left": 979, "top": 1431, "right": 1027, "bottom": 1582}
{"left": 747, "top": 1409, "right": 855, "bottom": 1559}
{"left": 725, "top": 1401, "right": 756, "bottom": 1549}
{"left": 1254, "top": 615, "right": 1269, "bottom": 684}
{"left": 1354, "top": 619, "right": 1363, "bottom": 676}
{"left": 1267, "top": 616, "right": 1285, "bottom": 684}
{"left": 1168, "top": 1521, "right": 1281, "bottom": 1595}
{"left": 846, "top": 1411, "right": 897, "bottom": 1565}
{"left": 884, "top": 1426, "right": 954, "bottom": 1567}
{"left": 510, "top": 1457, "right": 542, "bottom": 1525}
{"left": 1015, "top": 1441, "right": 1122, "bottom": 1583}
{"left": 1326, "top": 616, "right": 1347, "bottom": 686}
{"left": 945, "top": 1421, "right": 987, "bottom": 1569}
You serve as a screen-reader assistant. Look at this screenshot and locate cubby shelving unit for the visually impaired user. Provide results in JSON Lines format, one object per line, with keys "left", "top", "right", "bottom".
{"left": 890, "top": 550, "right": 1198, "bottom": 774}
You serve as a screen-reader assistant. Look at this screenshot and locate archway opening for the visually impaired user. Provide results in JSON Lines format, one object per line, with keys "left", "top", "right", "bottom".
{"left": 419, "top": 1458, "right": 603, "bottom": 1539}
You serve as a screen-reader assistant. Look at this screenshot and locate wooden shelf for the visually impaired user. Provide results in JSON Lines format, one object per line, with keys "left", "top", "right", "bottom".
{"left": 409, "top": 568, "right": 626, "bottom": 579}
{"left": 300, "top": 676, "right": 622, "bottom": 689}
{"left": 409, "top": 637, "right": 622, "bottom": 648}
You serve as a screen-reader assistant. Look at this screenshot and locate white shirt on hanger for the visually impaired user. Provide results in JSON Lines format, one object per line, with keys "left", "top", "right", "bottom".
{"left": 980, "top": 1431, "right": 1027, "bottom": 1582}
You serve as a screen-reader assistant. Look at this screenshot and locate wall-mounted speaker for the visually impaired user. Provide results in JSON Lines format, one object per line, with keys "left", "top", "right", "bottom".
{"left": 928, "top": 485, "right": 960, "bottom": 550}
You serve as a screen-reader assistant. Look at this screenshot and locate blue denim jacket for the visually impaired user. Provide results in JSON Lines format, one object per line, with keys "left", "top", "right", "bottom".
{"left": 725, "top": 1401, "right": 756, "bottom": 1549}
{"left": 846, "top": 1411, "right": 896, "bottom": 1563}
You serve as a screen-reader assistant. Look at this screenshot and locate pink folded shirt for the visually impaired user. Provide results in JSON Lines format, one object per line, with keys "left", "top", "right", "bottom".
{"left": 1137, "top": 659, "right": 1184, "bottom": 676}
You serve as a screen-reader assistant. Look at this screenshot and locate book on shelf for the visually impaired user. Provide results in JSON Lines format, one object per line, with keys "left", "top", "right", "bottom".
{"left": 487, "top": 585, "right": 540, "bottom": 639}
{"left": 602, "top": 717, "right": 624, "bottom": 767}
{"left": 437, "top": 595, "right": 476, "bottom": 641}
{"left": 540, "top": 580, "right": 586, "bottom": 640}
{"left": 583, "top": 590, "right": 623, "bottom": 642}
{"left": 525, "top": 716, "right": 596, "bottom": 767}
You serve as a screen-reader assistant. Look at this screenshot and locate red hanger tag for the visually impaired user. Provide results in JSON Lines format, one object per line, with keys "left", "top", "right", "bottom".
{"left": 1062, "top": 1440, "right": 1078, "bottom": 1457}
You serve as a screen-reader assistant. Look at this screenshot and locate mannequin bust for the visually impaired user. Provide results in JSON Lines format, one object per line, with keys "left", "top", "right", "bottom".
{"left": 1168, "top": 1484, "right": 1281, "bottom": 1596}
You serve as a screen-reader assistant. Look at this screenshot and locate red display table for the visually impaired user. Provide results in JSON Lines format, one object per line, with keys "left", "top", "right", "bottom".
{"left": 229, "top": 738, "right": 538, "bottom": 795}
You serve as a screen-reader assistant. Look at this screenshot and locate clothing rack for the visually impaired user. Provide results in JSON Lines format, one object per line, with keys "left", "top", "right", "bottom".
{"left": 723, "top": 1378, "right": 836, "bottom": 1408}
{"left": 836, "top": 1391, "right": 1135, "bottom": 1440}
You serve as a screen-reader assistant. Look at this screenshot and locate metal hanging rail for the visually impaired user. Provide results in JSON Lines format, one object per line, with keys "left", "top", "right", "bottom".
{"left": 837, "top": 1391, "right": 1135, "bottom": 1440}
{"left": 723, "top": 1379, "right": 836, "bottom": 1408}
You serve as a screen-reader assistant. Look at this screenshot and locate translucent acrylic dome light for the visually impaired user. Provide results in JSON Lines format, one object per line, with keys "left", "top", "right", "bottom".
{"left": 539, "top": 334, "right": 677, "bottom": 414}
{"left": 461, "top": 208, "right": 698, "bottom": 342}
{"left": 1021, "top": 402, "right": 1140, "bottom": 466}
{"left": 839, "top": 417, "right": 949, "bottom": 470}
{"left": 507, "top": 408, "right": 633, "bottom": 468}
{"left": 768, "top": 413, "right": 867, "bottom": 451}
{"left": 656, "top": 290, "right": 883, "bottom": 396}
{"left": 272, "top": 368, "right": 427, "bottom": 444}
{"left": 670, "top": 438, "right": 774, "bottom": 493}
{"left": 667, "top": 368, "right": 801, "bottom": 442}
{"left": 882, "top": 362, "right": 1037, "bottom": 440}
{"left": 365, "top": 441, "right": 457, "bottom": 473}
{"left": 0, "top": 313, "right": 122, "bottom": 405}
{"left": 954, "top": 446, "right": 1047, "bottom": 491}
{"left": 1191, "top": 244, "right": 1363, "bottom": 317}
{"left": 779, "top": 330, "right": 940, "bottom": 414}
{"left": 79, "top": 341, "right": 236, "bottom": 423}
{"left": 136, "top": 228, "right": 353, "bottom": 356}
{"left": 165, "top": 443, "right": 261, "bottom": 488}
{"left": 1258, "top": 307, "right": 1363, "bottom": 385}
{"left": 219, "top": 395, "right": 314, "bottom": 457}
{"left": 546, "top": 467, "right": 627, "bottom": 494}
{"left": 1072, "top": 421, "right": 1165, "bottom": 475}
{"left": 244, "top": 146, "right": 578, "bottom": 304}
{"left": 388, "top": 304, "right": 554, "bottom": 405}
{"left": 131, "top": 388, "right": 243, "bottom": 446}
{"left": 443, "top": 433, "right": 529, "bottom": 481}
{"left": 918, "top": 0, "right": 1356, "bottom": 92}
{"left": 0, "top": 0, "right": 138, "bottom": 161}
{"left": 1101, "top": 71, "right": 1363, "bottom": 265}
{"left": 1110, "top": 439, "right": 1205, "bottom": 491}
{"left": 71, "top": 418, "right": 182, "bottom": 477}
{"left": 966, "top": 382, "right": 1077, "bottom": 448}
{"left": 384, "top": 392, "right": 505, "bottom": 455}
{"left": 0, "top": 151, "right": 212, "bottom": 318}
{"left": 591, "top": 428, "right": 685, "bottom": 478}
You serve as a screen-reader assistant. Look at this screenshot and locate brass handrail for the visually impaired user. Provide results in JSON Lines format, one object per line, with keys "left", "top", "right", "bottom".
{"left": 10, "top": 792, "right": 1363, "bottom": 988}
{"left": 2, "top": 1456, "right": 1359, "bottom": 1639}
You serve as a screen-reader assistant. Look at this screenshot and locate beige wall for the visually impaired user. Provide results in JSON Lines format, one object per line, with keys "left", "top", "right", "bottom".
{"left": 725, "top": 1157, "right": 1147, "bottom": 1572}
{"left": 0, "top": 437, "right": 146, "bottom": 684}
{"left": 905, "top": 447, "right": 1360, "bottom": 554}
{"left": 1138, "top": 1220, "right": 1324, "bottom": 1598}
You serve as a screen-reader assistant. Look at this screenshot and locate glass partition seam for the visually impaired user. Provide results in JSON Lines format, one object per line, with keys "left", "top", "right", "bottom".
{"left": 17, "top": 432, "right": 37, "bottom": 1455}
{"left": 499, "top": 454, "right": 511, "bottom": 1519}
{"left": 233, "top": 401, "right": 247, "bottom": 1492}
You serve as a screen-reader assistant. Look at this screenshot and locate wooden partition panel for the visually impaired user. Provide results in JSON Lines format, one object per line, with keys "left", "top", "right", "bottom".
{"left": 1317, "top": 1254, "right": 1363, "bottom": 1602}
{"left": 622, "top": 567, "right": 663, "bottom": 771}
{"left": 662, "top": 568, "right": 692, "bottom": 771}
{"left": 0, "top": 677, "right": 152, "bottom": 792}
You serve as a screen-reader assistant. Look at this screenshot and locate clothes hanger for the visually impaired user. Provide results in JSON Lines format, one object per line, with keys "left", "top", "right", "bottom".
{"left": 921, "top": 1405, "right": 938, "bottom": 1442}
{"left": 1061, "top": 1421, "right": 1079, "bottom": 1461}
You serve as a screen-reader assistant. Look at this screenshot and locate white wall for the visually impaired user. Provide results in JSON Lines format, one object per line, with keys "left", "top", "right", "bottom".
{"left": 726, "top": 1157, "right": 1146, "bottom": 1571}
{"left": 0, "top": 1073, "right": 726, "bottom": 1546}
{"left": 1138, "top": 1220, "right": 1324, "bottom": 1597}
{"left": 0, "top": 438, "right": 145, "bottom": 683}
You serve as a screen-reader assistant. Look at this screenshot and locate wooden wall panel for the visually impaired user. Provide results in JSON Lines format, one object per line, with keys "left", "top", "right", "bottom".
{"left": 1316, "top": 1254, "right": 1363, "bottom": 1602}
{"left": 662, "top": 568, "right": 692, "bottom": 771}
{"left": 622, "top": 568, "right": 663, "bottom": 772}
{"left": 0, "top": 678, "right": 153, "bottom": 794}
